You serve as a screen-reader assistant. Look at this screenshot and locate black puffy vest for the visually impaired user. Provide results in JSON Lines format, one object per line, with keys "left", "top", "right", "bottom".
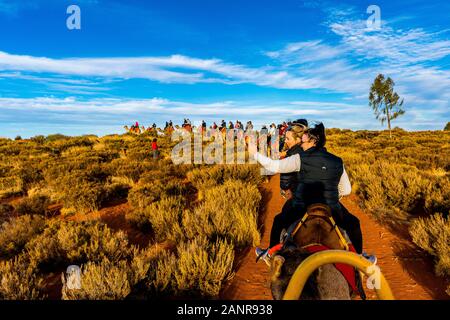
{"left": 280, "top": 144, "right": 303, "bottom": 191}
{"left": 292, "top": 146, "right": 343, "bottom": 215}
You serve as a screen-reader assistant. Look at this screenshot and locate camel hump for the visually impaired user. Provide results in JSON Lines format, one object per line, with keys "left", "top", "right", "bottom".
{"left": 306, "top": 203, "right": 332, "bottom": 218}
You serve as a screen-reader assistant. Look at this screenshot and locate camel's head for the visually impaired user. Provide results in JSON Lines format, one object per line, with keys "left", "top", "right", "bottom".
{"left": 269, "top": 248, "right": 313, "bottom": 300}
{"left": 269, "top": 248, "right": 351, "bottom": 300}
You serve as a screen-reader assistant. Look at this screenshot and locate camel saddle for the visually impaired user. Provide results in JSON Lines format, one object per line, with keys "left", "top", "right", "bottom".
{"left": 268, "top": 203, "right": 365, "bottom": 298}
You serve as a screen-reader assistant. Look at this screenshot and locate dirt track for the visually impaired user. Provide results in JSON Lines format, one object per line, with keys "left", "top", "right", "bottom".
{"left": 221, "top": 174, "right": 449, "bottom": 300}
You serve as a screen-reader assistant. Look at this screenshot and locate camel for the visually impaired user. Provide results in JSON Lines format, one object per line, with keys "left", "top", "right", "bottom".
{"left": 268, "top": 203, "right": 353, "bottom": 300}
{"left": 165, "top": 125, "right": 174, "bottom": 136}
{"left": 156, "top": 128, "right": 165, "bottom": 136}
{"left": 123, "top": 125, "right": 141, "bottom": 134}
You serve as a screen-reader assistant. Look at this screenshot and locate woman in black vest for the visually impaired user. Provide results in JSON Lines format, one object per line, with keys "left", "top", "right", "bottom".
{"left": 251, "top": 122, "right": 366, "bottom": 263}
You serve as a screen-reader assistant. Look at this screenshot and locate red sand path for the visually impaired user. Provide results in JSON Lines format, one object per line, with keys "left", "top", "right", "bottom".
{"left": 221, "top": 174, "right": 449, "bottom": 300}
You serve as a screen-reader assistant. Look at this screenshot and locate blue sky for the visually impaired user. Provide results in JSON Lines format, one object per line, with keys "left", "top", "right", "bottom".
{"left": 0, "top": 0, "right": 449, "bottom": 137}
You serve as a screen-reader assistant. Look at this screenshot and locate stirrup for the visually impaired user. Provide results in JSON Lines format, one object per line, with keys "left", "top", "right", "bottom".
{"left": 255, "top": 247, "right": 271, "bottom": 266}
{"left": 362, "top": 252, "right": 377, "bottom": 265}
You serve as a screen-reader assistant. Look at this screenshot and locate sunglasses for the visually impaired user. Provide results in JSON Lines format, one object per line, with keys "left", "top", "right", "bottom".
{"left": 286, "top": 123, "right": 308, "bottom": 131}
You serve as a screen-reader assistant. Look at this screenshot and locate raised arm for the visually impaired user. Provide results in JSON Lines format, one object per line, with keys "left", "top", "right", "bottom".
{"left": 338, "top": 166, "right": 352, "bottom": 198}
{"left": 253, "top": 152, "right": 300, "bottom": 174}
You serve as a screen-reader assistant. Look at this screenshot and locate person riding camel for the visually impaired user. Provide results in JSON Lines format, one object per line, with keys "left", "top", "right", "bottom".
{"left": 249, "top": 121, "right": 373, "bottom": 265}
{"left": 202, "top": 120, "right": 207, "bottom": 134}
{"left": 279, "top": 119, "right": 308, "bottom": 200}
{"left": 246, "top": 121, "right": 254, "bottom": 131}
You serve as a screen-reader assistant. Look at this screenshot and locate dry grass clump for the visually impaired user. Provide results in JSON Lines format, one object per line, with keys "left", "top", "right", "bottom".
{"left": 128, "top": 179, "right": 190, "bottom": 210}
{"left": 409, "top": 213, "right": 450, "bottom": 295}
{"left": 127, "top": 195, "right": 185, "bottom": 241}
{"left": 183, "top": 180, "right": 261, "bottom": 248}
{"left": 409, "top": 213, "right": 450, "bottom": 277}
{"left": 107, "top": 159, "right": 154, "bottom": 184}
{"left": 25, "top": 220, "right": 132, "bottom": 270}
{"left": 0, "top": 203, "right": 14, "bottom": 225}
{"left": 61, "top": 250, "right": 151, "bottom": 300}
{"left": 423, "top": 174, "right": 450, "bottom": 214}
{"left": 187, "top": 164, "right": 262, "bottom": 192}
{"left": 352, "top": 161, "right": 430, "bottom": 226}
{"left": 15, "top": 194, "right": 51, "bottom": 216}
{"left": 0, "top": 255, "right": 45, "bottom": 300}
{"left": 0, "top": 215, "right": 46, "bottom": 259}
{"left": 0, "top": 176, "right": 22, "bottom": 199}
{"left": 148, "top": 237, "right": 234, "bottom": 298}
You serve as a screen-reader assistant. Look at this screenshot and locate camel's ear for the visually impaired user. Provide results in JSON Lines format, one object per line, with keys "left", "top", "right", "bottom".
{"left": 270, "top": 255, "right": 285, "bottom": 282}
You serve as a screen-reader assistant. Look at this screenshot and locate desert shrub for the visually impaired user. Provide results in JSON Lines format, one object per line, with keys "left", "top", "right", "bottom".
{"left": 46, "top": 134, "right": 70, "bottom": 142}
{"left": 0, "top": 215, "right": 46, "bottom": 259}
{"left": 128, "top": 179, "right": 190, "bottom": 210}
{"left": 15, "top": 163, "right": 44, "bottom": 193}
{"left": 0, "top": 176, "right": 22, "bottom": 198}
{"left": 0, "top": 203, "right": 14, "bottom": 224}
{"left": 183, "top": 180, "right": 261, "bottom": 248}
{"left": 148, "top": 250, "right": 178, "bottom": 295}
{"left": 353, "top": 161, "right": 431, "bottom": 226}
{"left": 61, "top": 244, "right": 158, "bottom": 300}
{"left": 409, "top": 213, "right": 450, "bottom": 281}
{"left": 58, "top": 180, "right": 105, "bottom": 213}
{"left": 187, "top": 164, "right": 262, "bottom": 191}
{"left": 30, "top": 135, "right": 46, "bottom": 144}
{"left": 103, "top": 182, "right": 131, "bottom": 203}
{"left": 0, "top": 255, "right": 45, "bottom": 300}
{"left": 15, "top": 194, "right": 51, "bottom": 216}
{"left": 148, "top": 237, "right": 234, "bottom": 297}
{"left": 62, "top": 259, "right": 131, "bottom": 300}
{"left": 47, "top": 136, "right": 94, "bottom": 153}
{"left": 423, "top": 175, "right": 450, "bottom": 214}
{"left": 127, "top": 196, "right": 185, "bottom": 241}
{"left": 173, "top": 237, "right": 234, "bottom": 297}
{"left": 26, "top": 220, "right": 132, "bottom": 270}
{"left": 107, "top": 159, "right": 154, "bottom": 183}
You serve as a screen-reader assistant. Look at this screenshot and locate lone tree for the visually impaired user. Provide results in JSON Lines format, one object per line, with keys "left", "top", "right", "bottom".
{"left": 445, "top": 122, "right": 450, "bottom": 131}
{"left": 369, "top": 74, "right": 405, "bottom": 138}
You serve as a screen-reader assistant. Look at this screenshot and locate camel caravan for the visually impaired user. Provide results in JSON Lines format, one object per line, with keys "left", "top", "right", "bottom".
{"left": 122, "top": 117, "right": 394, "bottom": 300}
{"left": 123, "top": 118, "right": 261, "bottom": 143}
{"left": 123, "top": 121, "right": 166, "bottom": 136}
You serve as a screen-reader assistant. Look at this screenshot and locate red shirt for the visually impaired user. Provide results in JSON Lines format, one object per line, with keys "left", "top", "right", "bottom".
{"left": 151, "top": 142, "right": 158, "bottom": 150}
